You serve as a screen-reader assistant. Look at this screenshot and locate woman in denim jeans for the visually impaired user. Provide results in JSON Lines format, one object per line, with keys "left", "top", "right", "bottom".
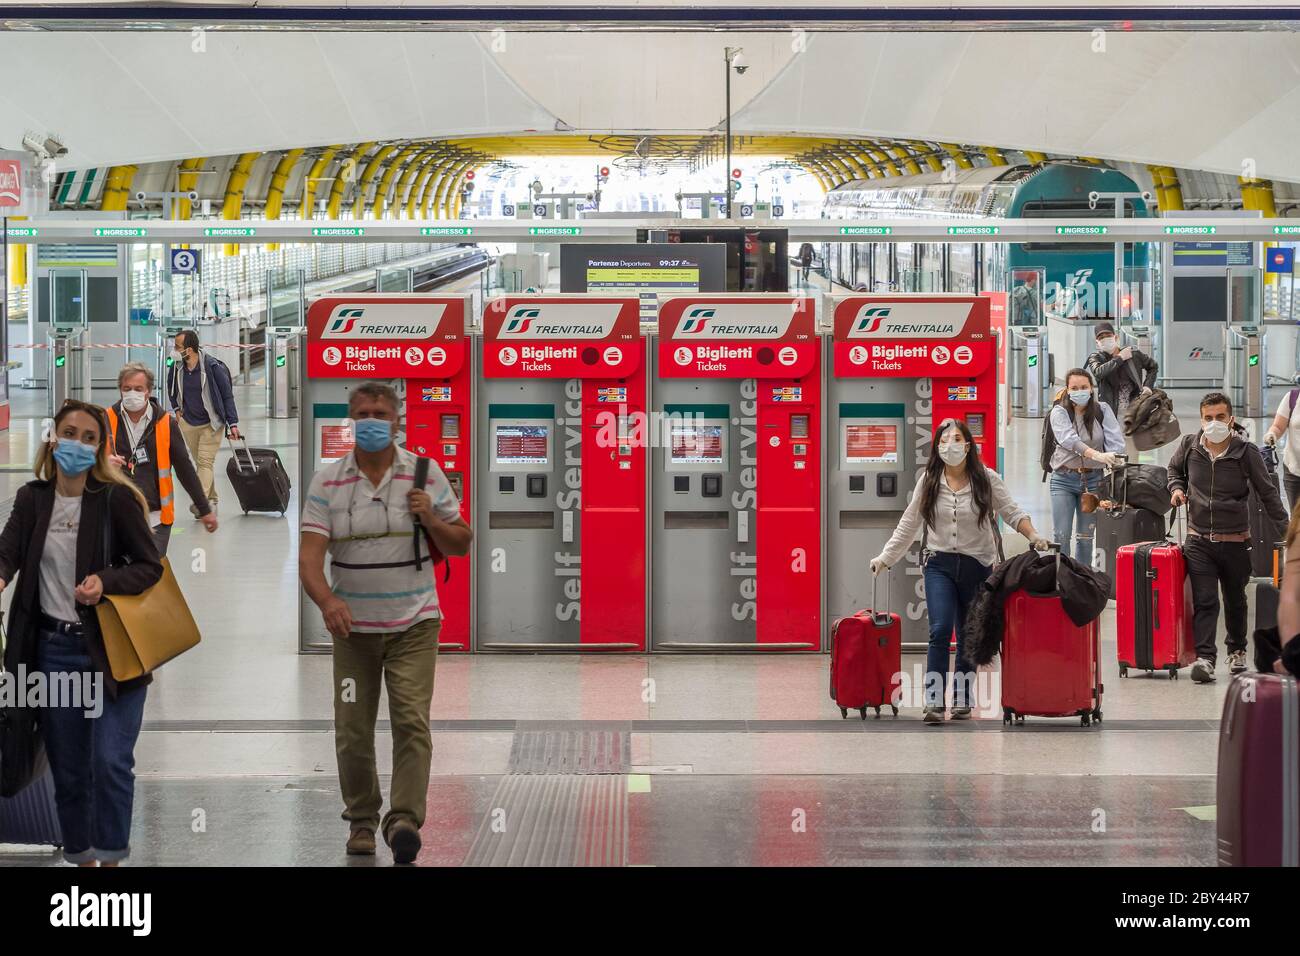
{"left": 1047, "top": 369, "right": 1125, "bottom": 565}
{"left": 0, "top": 400, "right": 162, "bottom": 866}
{"left": 871, "top": 419, "right": 1049, "bottom": 724}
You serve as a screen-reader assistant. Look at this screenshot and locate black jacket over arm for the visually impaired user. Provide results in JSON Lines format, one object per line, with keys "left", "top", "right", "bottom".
{"left": 1085, "top": 347, "right": 1158, "bottom": 414}
{"left": 0, "top": 477, "right": 163, "bottom": 698}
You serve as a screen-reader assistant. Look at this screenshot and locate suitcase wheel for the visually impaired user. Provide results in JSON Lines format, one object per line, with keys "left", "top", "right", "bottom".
{"left": 890, "top": 705, "right": 899, "bottom": 717}
{"left": 1080, "top": 713, "right": 1091, "bottom": 727}
{"left": 1015, "top": 714, "right": 1025, "bottom": 725}
{"left": 859, "top": 707, "right": 868, "bottom": 721}
{"left": 1002, "top": 708, "right": 1012, "bottom": 725}
{"left": 839, "top": 706, "right": 848, "bottom": 719}
{"left": 1119, "top": 664, "right": 1128, "bottom": 678}
{"left": 1092, "top": 708, "right": 1103, "bottom": 723}
{"left": 873, "top": 706, "right": 881, "bottom": 719}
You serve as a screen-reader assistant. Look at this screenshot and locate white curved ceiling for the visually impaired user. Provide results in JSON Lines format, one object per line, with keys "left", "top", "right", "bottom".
{"left": 1, "top": 27, "right": 1297, "bottom": 183}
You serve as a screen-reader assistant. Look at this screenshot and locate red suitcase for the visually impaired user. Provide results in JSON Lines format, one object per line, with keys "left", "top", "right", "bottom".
{"left": 830, "top": 572, "right": 901, "bottom": 720}
{"left": 1001, "top": 581, "right": 1103, "bottom": 726}
{"left": 1116, "top": 538, "right": 1196, "bottom": 679}
{"left": 1216, "top": 673, "right": 1299, "bottom": 866}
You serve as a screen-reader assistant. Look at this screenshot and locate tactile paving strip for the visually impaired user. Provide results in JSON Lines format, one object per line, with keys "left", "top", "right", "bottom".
{"left": 462, "top": 774, "right": 627, "bottom": 867}
{"left": 507, "top": 730, "right": 630, "bottom": 775}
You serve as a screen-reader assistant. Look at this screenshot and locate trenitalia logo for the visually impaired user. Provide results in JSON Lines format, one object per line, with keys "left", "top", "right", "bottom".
{"left": 846, "top": 301, "right": 974, "bottom": 339}
{"left": 672, "top": 303, "right": 798, "bottom": 339}
{"left": 0, "top": 160, "right": 21, "bottom": 206}
{"left": 498, "top": 303, "right": 623, "bottom": 338}
{"left": 322, "top": 303, "right": 445, "bottom": 339}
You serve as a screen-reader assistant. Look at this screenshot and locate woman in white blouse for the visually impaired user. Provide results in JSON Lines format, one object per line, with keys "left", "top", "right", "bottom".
{"left": 870, "top": 418, "right": 1049, "bottom": 724}
{"left": 1262, "top": 387, "right": 1300, "bottom": 510}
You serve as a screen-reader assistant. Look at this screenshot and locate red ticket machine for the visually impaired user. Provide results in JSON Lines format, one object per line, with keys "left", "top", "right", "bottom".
{"left": 300, "top": 293, "right": 472, "bottom": 653}
{"left": 476, "top": 295, "right": 647, "bottom": 651}
{"left": 652, "top": 294, "right": 821, "bottom": 650}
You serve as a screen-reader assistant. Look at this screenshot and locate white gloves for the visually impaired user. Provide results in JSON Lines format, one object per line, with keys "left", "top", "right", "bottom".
{"left": 1094, "top": 451, "right": 1123, "bottom": 468}
{"left": 870, "top": 557, "right": 888, "bottom": 575}
{"left": 1030, "top": 537, "right": 1053, "bottom": 552}
{"left": 1264, "top": 432, "right": 1278, "bottom": 448}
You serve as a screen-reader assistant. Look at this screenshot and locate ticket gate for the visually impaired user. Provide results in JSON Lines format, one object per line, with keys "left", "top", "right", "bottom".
{"left": 266, "top": 329, "right": 302, "bottom": 419}
{"left": 475, "top": 295, "right": 647, "bottom": 651}
{"left": 298, "top": 293, "right": 473, "bottom": 654}
{"left": 651, "top": 294, "right": 821, "bottom": 650}
{"left": 45, "top": 268, "right": 91, "bottom": 414}
{"left": 157, "top": 316, "right": 196, "bottom": 410}
{"left": 1008, "top": 327, "right": 1051, "bottom": 418}
{"left": 826, "top": 295, "right": 999, "bottom": 652}
{"left": 1223, "top": 324, "right": 1265, "bottom": 419}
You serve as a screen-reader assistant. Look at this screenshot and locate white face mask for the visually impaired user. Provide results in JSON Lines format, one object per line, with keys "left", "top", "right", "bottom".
{"left": 1097, "top": 337, "right": 1117, "bottom": 354}
{"left": 121, "top": 390, "right": 148, "bottom": 412}
{"left": 170, "top": 349, "right": 183, "bottom": 362}
{"left": 937, "top": 440, "right": 968, "bottom": 466}
{"left": 1203, "top": 420, "right": 1231, "bottom": 443}
{"left": 1069, "top": 389, "right": 1092, "bottom": 407}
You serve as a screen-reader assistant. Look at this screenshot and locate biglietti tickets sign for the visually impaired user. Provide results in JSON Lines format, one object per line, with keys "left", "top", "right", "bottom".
{"left": 306, "top": 294, "right": 467, "bottom": 377}
{"left": 831, "top": 295, "right": 994, "bottom": 377}
{"left": 0, "top": 157, "right": 22, "bottom": 208}
{"left": 657, "top": 295, "right": 818, "bottom": 378}
{"left": 483, "top": 296, "right": 642, "bottom": 378}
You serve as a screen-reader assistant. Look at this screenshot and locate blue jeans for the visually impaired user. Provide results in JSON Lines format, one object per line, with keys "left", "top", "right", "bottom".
{"left": 36, "top": 626, "right": 147, "bottom": 864}
{"left": 1050, "top": 469, "right": 1105, "bottom": 565}
{"left": 923, "top": 551, "right": 992, "bottom": 709}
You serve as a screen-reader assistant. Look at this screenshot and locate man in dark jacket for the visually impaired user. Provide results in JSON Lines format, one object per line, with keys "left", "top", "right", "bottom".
{"left": 111, "top": 362, "right": 218, "bottom": 555}
{"left": 1168, "top": 391, "right": 1289, "bottom": 683}
{"left": 165, "top": 330, "right": 240, "bottom": 516}
{"left": 1085, "top": 322, "right": 1158, "bottom": 423}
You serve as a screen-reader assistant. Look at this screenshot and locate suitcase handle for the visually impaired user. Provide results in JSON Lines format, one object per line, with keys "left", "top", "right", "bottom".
{"left": 870, "top": 566, "right": 892, "bottom": 627}
{"left": 226, "top": 434, "right": 256, "bottom": 475}
{"left": 1167, "top": 503, "right": 1186, "bottom": 545}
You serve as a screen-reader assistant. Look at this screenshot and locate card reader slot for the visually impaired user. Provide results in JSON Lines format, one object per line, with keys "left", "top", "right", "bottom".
{"left": 663, "top": 511, "right": 730, "bottom": 530}
{"left": 489, "top": 512, "right": 556, "bottom": 530}
{"left": 838, "top": 511, "right": 900, "bottom": 530}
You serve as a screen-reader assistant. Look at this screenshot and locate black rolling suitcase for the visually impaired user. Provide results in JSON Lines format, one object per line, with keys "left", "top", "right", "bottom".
{"left": 1091, "top": 459, "right": 1168, "bottom": 597}
{"left": 1249, "top": 443, "right": 1288, "bottom": 578}
{"left": 226, "top": 436, "right": 291, "bottom": 516}
{"left": 0, "top": 770, "right": 62, "bottom": 848}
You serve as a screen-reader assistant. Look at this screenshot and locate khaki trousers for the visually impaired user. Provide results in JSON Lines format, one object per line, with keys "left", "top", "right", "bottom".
{"left": 177, "top": 418, "right": 223, "bottom": 503}
{"left": 332, "top": 618, "right": 440, "bottom": 838}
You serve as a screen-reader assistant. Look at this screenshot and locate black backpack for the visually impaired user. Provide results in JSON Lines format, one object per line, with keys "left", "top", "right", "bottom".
{"left": 1040, "top": 390, "right": 1067, "bottom": 481}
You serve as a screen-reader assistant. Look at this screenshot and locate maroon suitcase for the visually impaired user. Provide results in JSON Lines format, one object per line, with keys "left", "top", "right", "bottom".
{"left": 1216, "top": 672, "right": 1299, "bottom": 866}
{"left": 830, "top": 572, "right": 901, "bottom": 720}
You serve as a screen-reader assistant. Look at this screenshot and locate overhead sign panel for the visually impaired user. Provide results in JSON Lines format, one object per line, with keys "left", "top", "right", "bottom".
{"left": 305, "top": 294, "right": 467, "bottom": 378}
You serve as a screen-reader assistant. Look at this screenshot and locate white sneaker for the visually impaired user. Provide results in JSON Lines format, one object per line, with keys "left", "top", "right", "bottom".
{"left": 1190, "top": 658, "right": 1216, "bottom": 683}
{"left": 1227, "top": 650, "right": 1248, "bottom": 674}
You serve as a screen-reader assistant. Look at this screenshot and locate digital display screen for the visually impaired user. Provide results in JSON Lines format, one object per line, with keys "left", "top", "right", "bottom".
{"left": 496, "top": 424, "right": 549, "bottom": 465}
{"left": 670, "top": 425, "right": 724, "bottom": 464}
{"left": 845, "top": 424, "right": 899, "bottom": 464}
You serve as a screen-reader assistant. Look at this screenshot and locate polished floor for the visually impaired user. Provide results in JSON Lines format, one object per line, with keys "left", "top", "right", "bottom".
{"left": 0, "top": 345, "right": 1279, "bottom": 865}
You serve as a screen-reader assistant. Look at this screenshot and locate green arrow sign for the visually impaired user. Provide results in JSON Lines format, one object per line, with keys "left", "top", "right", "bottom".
{"left": 1164, "top": 225, "right": 1216, "bottom": 235}
{"left": 55, "top": 355, "right": 66, "bottom": 368}
{"left": 421, "top": 227, "right": 472, "bottom": 236}
{"left": 1028, "top": 354, "right": 1038, "bottom": 367}
{"left": 1249, "top": 354, "right": 1260, "bottom": 366}
{"left": 1055, "top": 225, "right": 1108, "bottom": 235}
{"left": 529, "top": 226, "right": 581, "bottom": 236}
{"left": 839, "top": 226, "right": 893, "bottom": 236}
{"left": 94, "top": 227, "right": 147, "bottom": 237}
{"left": 947, "top": 226, "right": 999, "bottom": 236}
{"left": 312, "top": 227, "right": 365, "bottom": 237}
{"left": 204, "top": 227, "right": 257, "bottom": 237}
{"left": 1274, "top": 225, "right": 1300, "bottom": 235}
{"left": 276, "top": 355, "right": 287, "bottom": 367}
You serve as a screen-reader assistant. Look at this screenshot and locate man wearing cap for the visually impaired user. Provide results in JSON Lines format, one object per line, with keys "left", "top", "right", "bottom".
{"left": 1085, "top": 322, "right": 1159, "bottom": 424}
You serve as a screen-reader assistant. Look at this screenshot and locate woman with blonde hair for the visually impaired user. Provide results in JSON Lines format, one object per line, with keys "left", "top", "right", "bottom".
{"left": 0, "top": 399, "right": 162, "bottom": 865}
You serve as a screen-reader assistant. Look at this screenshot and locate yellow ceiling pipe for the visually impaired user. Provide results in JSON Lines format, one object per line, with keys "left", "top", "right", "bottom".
{"left": 799, "top": 160, "right": 831, "bottom": 192}
{"left": 301, "top": 146, "right": 339, "bottom": 221}
{"left": 982, "top": 146, "right": 1008, "bottom": 166}
{"left": 845, "top": 144, "right": 881, "bottom": 178}
{"left": 327, "top": 142, "right": 374, "bottom": 220}
{"left": 7, "top": 216, "right": 26, "bottom": 287}
{"left": 817, "top": 153, "right": 853, "bottom": 186}
{"left": 175, "top": 157, "right": 206, "bottom": 220}
{"left": 353, "top": 143, "right": 398, "bottom": 219}
{"left": 420, "top": 157, "right": 458, "bottom": 219}
{"left": 99, "top": 164, "right": 138, "bottom": 212}
{"left": 1242, "top": 177, "right": 1280, "bottom": 286}
{"left": 909, "top": 141, "right": 944, "bottom": 172}
{"left": 940, "top": 144, "right": 974, "bottom": 170}
{"left": 879, "top": 142, "right": 921, "bottom": 175}
{"left": 220, "top": 151, "right": 260, "bottom": 255}
{"left": 407, "top": 153, "right": 449, "bottom": 219}
{"left": 862, "top": 144, "right": 899, "bottom": 177}
{"left": 371, "top": 144, "right": 420, "bottom": 219}
{"left": 264, "top": 148, "right": 304, "bottom": 252}
{"left": 1155, "top": 166, "right": 1184, "bottom": 211}
{"left": 390, "top": 146, "right": 439, "bottom": 219}
{"left": 1078, "top": 157, "right": 1104, "bottom": 165}
{"left": 1023, "top": 150, "right": 1048, "bottom": 164}
{"left": 1146, "top": 165, "right": 1167, "bottom": 211}
{"left": 832, "top": 146, "right": 870, "bottom": 180}
{"left": 807, "top": 157, "right": 843, "bottom": 188}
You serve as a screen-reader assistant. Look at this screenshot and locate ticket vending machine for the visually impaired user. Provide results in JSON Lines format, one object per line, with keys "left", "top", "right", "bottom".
{"left": 476, "top": 295, "right": 647, "bottom": 651}
{"left": 651, "top": 293, "right": 821, "bottom": 650}
{"left": 826, "top": 294, "right": 997, "bottom": 652}
{"left": 299, "top": 293, "right": 473, "bottom": 654}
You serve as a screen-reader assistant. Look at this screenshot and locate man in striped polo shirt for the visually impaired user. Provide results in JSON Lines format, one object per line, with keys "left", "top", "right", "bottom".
{"left": 300, "top": 381, "right": 472, "bottom": 864}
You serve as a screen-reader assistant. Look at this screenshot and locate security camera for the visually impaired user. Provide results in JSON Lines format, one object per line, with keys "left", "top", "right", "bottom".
{"left": 42, "top": 137, "right": 67, "bottom": 158}
{"left": 1087, "top": 190, "right": 1100, "bottom": 210}
{"left": 134, "top": 191, "right": 147, "bottom": 204}
{"left": 188, "top": 191, "right": 199, "bottom": 203}
{"left": 732, "top": 51, "right": 748, "bottom": 74}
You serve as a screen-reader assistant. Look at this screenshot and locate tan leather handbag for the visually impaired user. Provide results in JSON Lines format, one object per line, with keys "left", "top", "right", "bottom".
{"left": 96, "top": 557, "right": 201, "bottom": 681}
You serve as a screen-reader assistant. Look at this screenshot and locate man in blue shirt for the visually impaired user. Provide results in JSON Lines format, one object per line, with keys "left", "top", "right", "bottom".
{"left": 166, "top": 330, "right": 240, "bottom": 515}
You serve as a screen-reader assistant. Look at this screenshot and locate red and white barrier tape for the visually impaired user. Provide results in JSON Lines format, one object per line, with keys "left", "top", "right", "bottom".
{"left": 10, "top": 342, "right": 263, "bottom": 350}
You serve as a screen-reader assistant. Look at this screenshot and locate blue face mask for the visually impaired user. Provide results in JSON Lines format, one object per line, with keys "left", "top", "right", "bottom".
{"left": 353, "top": 418, "right": 393, "bottom": 453}
{"left": 1069, "top": 389, "right": 1092, "bottom": 407}
{"left": 53, "top": 438, "right": 97, "bottom": 476}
